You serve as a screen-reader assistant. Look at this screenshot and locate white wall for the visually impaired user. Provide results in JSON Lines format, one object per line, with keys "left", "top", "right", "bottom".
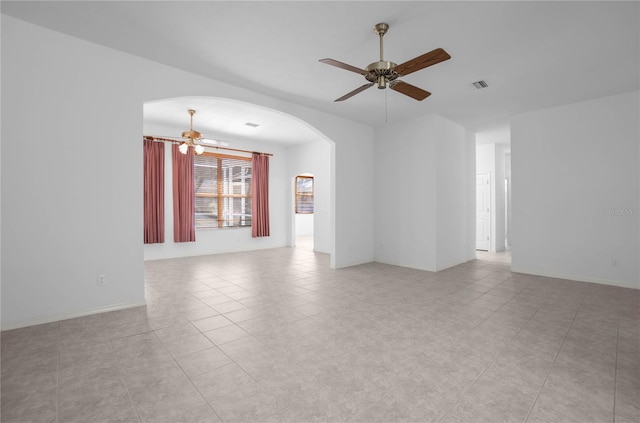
{"left": 0, "top": 11, "right": 2, "bottom": 332}
{"left": 494, "top": 144, "right": 506, "bottom": 252}
{"left": 374, "top": 115, "right": 437, "bottom": 270}
{"left": 465, "top": 131, "right": 477, "bottom": 260}
{"left": 1, "top": 16, "right": 374, "bottom": 329}
{"left": 505, "top": 152, "right": 512, "bottom": 247}
{"left": 288, "top": 139, "right": 332, "bottom": 253}
{"left": 143, "top": 121, "right": 289, "bottom": 260}
{"left": 436, "top": 115, "right": 476, "bottom": 270}
{"left": 294, "top": 214, "right": 314, "bottom": 237}
{"left": 511, "top": 91, "right": 640, "bottom": 289}
{"left": 334, "top": 129, "right": 374, "bottom": 268}
{"left": 374, "top": 114, "right": 475, "bottom": 271}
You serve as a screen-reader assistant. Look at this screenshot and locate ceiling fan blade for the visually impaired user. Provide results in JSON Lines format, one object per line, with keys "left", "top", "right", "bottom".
{"left": 394, "top": 48, "right": 451, "bottom": 76}
{"left": 390, "top": 81, "right": 431, "bottom": 101}
{"left": 319, "top": 58, "right": 367, "bottom": 75}
{"left": 334, "top": 83, "right": 375, "bottom": 102}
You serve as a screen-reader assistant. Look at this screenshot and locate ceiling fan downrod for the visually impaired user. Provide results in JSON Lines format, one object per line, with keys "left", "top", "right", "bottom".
{"left": 375, "top": 22, "right": 388, "bottom": 61}
{"left": 181, "top": 109, "right": 201, "bottom": 140}
{"left": 368, "top": 23, "right": 397, "bottom": 89}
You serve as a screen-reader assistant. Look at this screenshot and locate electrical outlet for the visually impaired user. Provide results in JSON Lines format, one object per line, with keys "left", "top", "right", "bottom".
{"left": 611, "top": 259, "right": 617, "bottom": 267}
{"left": 97, "top": 274, "right": 106, "bottom": 286}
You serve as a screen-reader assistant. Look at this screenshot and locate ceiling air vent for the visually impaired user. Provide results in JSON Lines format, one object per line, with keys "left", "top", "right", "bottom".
{"left": 473, "top": 80, "right": 489, "bottom": 89}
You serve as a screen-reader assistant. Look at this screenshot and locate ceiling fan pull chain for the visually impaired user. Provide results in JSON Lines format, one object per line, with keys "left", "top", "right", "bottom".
{"left": 385, "top": 88, "right": 388, "bottom": 123}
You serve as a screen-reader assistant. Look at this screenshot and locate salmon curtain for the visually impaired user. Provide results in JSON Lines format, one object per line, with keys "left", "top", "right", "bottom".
{"left": 143, "top": 139, "right": 165, "bottom": 244}
{"left": 172, "top": 144, "right": 195, "bottom": 242}
{"left": 251, "top": 153, "right": 270, "bottom": 238}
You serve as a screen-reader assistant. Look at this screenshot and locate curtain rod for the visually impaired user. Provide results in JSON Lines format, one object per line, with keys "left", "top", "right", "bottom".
{"left": 143, "top": 136, "right": 273, "bottom": 157}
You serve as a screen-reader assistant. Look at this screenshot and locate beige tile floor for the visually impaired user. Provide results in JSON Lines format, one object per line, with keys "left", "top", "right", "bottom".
{"left": 1, "top": 247, "right": 639, "bottom": 422}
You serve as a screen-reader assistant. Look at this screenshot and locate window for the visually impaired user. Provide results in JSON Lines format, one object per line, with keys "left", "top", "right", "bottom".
{"left": 295, "top": 176, "right": 314, "bottom": 214}
{"left": 194, "top": 152, "right": 252, "bottom": 229}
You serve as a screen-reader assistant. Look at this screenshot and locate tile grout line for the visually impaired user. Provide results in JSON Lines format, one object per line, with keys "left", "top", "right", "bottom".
{"left": 179, "top": 323, "right": 278, "bottom": 422}
{"left": 522, "top": 296, "right": 584, "bottom": 423}
{"left": 613, "top": 308, "right": 620, "bottom": 422}
{"left": 172, "top": 356, "right": 225, "bottom": 423}
{"left": 110, "top": 339, "right": 144, "bottom": 423}
{"left": 435, "top": 285, "right": 547, "bottom": 423}
{"left": 334, "top": 296, "right": 443, "bottom": 421}
{"left": 7, "top": 252, "right": 637, "bottom": 423}
{"left": 356, "top": 267, "right": 520, "bottom": 418}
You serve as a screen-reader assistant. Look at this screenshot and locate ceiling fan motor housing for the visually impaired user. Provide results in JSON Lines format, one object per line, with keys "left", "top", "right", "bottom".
{"left": 181, "top": 129, "right": 202, "bottom": 139}
{"left": 365, "top": 60, "right": 399, "bottom": 88}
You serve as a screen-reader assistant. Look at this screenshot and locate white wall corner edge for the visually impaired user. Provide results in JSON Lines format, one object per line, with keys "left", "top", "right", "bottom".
{"left": 1, "top": 299, "right": 148, "bottom": 331}
{"left": 509, "top": 266, "right": 640, "bottom": 291}
{"left": 334, "top": 258, "right": 376, "bottom": 270}
{"left": 435, "top": 257, "right": 475, "bottom": 272}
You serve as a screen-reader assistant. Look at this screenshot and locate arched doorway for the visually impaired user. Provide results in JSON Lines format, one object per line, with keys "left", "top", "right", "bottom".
{"left": 142, "top": 96, "right": 333, "bottom": 262}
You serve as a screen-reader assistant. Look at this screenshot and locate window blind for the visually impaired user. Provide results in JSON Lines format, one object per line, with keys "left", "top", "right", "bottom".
{"left": 194, "top": 153, "right": 252, "bottom": 228}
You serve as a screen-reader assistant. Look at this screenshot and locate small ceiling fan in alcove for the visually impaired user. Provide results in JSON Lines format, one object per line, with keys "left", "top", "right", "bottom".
{"left": 320, "top": 23, "right": 451, "bottom": 102}
{"left": 144, "top": 109, "right": 227, "bottom": 155}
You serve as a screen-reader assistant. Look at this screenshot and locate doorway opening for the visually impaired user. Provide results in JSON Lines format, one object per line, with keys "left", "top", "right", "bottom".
{"left": 294, "top": 174, "right": 314, "bottom": 251}
{"left": 475, "top": 124, "right": 511, "bottom": 264}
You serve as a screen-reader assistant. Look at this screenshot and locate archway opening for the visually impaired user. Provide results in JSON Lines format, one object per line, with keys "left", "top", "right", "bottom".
{"left": 142, "top": 96, "right": 334, "bottom": 264}
{"left": 293, "top": 173, "right": 314, "bottom": 251}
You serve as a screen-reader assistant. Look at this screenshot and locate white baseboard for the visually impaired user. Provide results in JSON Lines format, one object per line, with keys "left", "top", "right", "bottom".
{"left": 1, "top": 299, "right": 148, "bottom": 331}
{"left": 509, "top": 266, "right": 639, "bottom": 290}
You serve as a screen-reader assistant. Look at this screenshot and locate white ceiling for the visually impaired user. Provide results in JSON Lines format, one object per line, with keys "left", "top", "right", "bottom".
{"left": 3, "top": 1, "right": 639, "bottom": 140}
{"left": 475, "top": 119, "right": 511, "bottom": 146}
{"left": 144, "top": 97, "right": 325, "bottom": 146}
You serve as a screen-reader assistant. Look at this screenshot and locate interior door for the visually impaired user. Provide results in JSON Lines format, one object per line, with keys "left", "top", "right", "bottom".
{"left": 476, "top": 172, "right": 491, "bottom": 251}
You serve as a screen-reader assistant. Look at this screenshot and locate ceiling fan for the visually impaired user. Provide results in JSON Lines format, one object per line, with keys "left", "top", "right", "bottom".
{"left": 144, "top": 109, "right": 226, "bottom": 155}
{"left": 319, "top": 23, "right": 451, "bottom": 102}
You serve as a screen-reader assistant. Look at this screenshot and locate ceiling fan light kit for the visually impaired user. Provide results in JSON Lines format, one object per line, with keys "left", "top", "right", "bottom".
{"left": 178, "top": 109, "right": 205, "bottom": 155}
{"left": 144, "top": 109, "right": 208, "bottom": 155}
{"left": 319, "top": 22, "right": 451, "bottom": 102}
